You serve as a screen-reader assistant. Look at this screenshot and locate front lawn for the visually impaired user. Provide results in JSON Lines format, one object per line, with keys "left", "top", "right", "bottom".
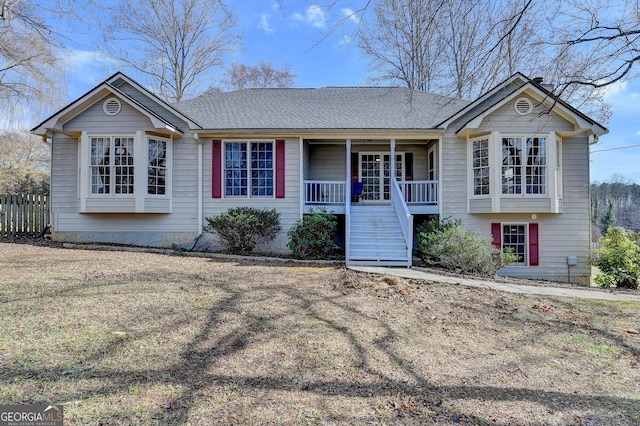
{"left": 1, "top": 242, "right": 639, "bottom": 424}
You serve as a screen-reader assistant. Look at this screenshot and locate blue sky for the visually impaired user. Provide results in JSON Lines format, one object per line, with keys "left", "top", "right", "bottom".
{"left": 49, "top": 1, "right": 640, "bottom": 184}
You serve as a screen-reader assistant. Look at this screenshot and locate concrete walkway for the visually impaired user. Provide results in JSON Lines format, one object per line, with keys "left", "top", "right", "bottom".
{"left": 348, "top": 266, "right": 640, "bottom": 301}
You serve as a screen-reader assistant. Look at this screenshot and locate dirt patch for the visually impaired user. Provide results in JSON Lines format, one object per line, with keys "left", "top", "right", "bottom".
{"left": 1, "top": 242, "right": 639, "bottom": 425}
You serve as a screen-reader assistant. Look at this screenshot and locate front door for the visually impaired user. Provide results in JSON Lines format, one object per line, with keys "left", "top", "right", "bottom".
{"left": 359, "top": 152, "right": 404, "bottom": 202}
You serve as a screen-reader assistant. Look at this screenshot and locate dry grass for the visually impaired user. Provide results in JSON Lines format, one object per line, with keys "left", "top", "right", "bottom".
{"left": 0, "top": 241, "right": 639, "bottom": 425}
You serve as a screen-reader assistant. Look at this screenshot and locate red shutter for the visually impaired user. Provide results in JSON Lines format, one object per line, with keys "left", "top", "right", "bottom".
{"left": 529, "top": 223, "right": 539, "bottom": 266}
{"left": 212, "top": 140, "right": 222, "bottom": 198}
{"left": 275, "top": 140, "right": 285, "bottom": 198}
{"left": 491, "top": 223, "right": 502, "bottom": 249}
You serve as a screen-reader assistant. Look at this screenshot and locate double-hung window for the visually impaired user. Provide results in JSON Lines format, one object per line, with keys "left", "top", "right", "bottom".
{"left": 472, "top": 138, "right": 490, "bottom": 195}
{"left": 148, "top": 137, "right": 167, "bottom": 195}
{"left": 501, "top": 136, "right": 546, "bottom": 195}
{"left": 90, "top": 136, "right": 134, "bottom": 195}
{"left": 224, "top": 141, "right": 274, "bottom": 197}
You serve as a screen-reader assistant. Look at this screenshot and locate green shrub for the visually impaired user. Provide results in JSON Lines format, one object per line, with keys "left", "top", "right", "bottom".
{"left": 417, "top": 218, "right": 517, "bottom": 275}
{"left": 203, "top": 207, "right": 281, "bottom": 255}
{"left": 287, "top": 209, "right": 341, "bottom": 258}
{"left": 591, "top": 227, "right": 640, "bottom": 289}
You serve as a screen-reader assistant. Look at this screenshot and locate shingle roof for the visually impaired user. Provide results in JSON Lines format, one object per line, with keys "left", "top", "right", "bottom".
{"left": 173, "top": 87, "right": 470, "bottom": 130}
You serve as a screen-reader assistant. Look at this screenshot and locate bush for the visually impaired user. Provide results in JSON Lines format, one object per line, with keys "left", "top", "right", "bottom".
{"left": 203, "top": 207, "right": 281, "bottom": 255}
{"left": 287, "top": 209, "right": 341, "bottom": 258}
{"left": 417, "top": 218, "right": 517, "bottom": 275}
{"left": 591, "top": 227, "right": 640, "bottom": 289}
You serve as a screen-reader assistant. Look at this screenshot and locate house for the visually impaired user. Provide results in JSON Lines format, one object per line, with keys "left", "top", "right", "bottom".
{"left": 32, "top": 72, "right": 607, "bottom": 284}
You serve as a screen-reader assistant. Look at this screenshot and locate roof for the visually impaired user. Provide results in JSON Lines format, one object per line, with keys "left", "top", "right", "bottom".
{"left": 173, "top": 87, "right": 470, "bottom": 130}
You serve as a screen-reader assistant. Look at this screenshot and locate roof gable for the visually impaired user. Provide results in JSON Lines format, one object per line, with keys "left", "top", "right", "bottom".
{"left": 32, "top": 72, "right": 203, "bottom": 138}
{"left": 438, "top": 73, "right": 608, "bottom": 138}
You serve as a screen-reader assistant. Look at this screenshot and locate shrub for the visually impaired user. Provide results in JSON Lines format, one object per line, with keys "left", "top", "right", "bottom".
{"left": 591, "top": 227, "right": 640, "bottom": 289}
{"left": 203, "top": 207, "right": 281, "bottom": 255}
{"left": 417, "top": 218, "right": 517, "bottom": 275}
{"left": 287, "top": 209, "right": 341, "bottom": 258}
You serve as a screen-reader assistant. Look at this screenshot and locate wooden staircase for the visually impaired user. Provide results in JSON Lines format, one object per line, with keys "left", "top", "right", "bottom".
{"left": 347, "top": 205, "right": 411, "bottom": 267}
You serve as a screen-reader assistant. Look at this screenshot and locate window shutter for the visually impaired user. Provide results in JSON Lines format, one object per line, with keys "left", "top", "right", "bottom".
{"left": 212, "top": 140, "right": 222, "bottom": 198}
{"left": 405, "top": 153, "right": 413, "bottom": 181}
{"left": 529, "top": 223, "right": 539, "bottom": 266}
{"left": 275, "top": 140, "right": 285, "bottom": 198}
{"left": 491, "top": 223, "right": 502, "bottom": 249}
{"left": 351, "top": 152, "right": 359, "bottom": 185}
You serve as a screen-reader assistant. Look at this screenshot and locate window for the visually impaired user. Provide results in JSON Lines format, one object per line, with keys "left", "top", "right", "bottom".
{"left": 472, "top": 138, "right": 490, "bottom": 195}
{"left": 502, "top": 224, "right": 527, "bottom": 264}
{"left": 148, "top": 138, "right": 167, "bottom": 195}
{"left": 492, "top": 222, "right": 539, "bottom": 266}
{"left": 501, "top": 136, "right": 546, "bottom": 195}
{"left": 224, "top": 141, "right": 274, "bottom": 197}
{"left": 90, "top": 136, "right": 134, "bottom": 194}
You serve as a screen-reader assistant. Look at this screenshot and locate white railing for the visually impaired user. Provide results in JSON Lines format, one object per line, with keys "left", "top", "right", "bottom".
{"left": 391, "top": 178, "right": 413, "bottom": 267}
{"left": 398, "top": 180, "right": 438, "bottom": 204}
{"left": 304, "top": 180, "right": 346, "bottom": 204}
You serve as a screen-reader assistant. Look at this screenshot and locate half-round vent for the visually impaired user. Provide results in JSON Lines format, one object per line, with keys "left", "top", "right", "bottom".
{"left": 103, "top": 97, "right": 122, "bottom": 116}
{"left": 514, "top": 97, "right": 533, "bottom": 115}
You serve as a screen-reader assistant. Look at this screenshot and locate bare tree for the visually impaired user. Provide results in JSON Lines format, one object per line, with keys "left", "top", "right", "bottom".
{"left": 0, "top": 0, "right": 64, "bottom": 120}
{"left": 219, "top": 61, "right": 297, "bottom": 91}
{"left": 102, "top": 0, "right": 239, "bottom": 102}
{"left": 357, "top": 0, "right": 542, "bottom": 99}
{"left": 0, "top": 130, "right": 50, "bottom": 194}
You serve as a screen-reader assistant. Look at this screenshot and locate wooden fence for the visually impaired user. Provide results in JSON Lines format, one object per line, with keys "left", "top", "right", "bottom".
{"left": 0, "top": 194, "right": 50, "bottom": 237}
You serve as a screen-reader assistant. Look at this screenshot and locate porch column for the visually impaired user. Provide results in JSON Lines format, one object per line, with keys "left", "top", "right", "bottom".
{"left": 390, "top": 138, "right": 396, "bottom": 180}
{"left": 346, "top": 139, "right": 352, "bottom": 202}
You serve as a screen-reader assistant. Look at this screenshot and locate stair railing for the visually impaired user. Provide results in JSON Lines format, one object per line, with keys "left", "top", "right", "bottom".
{"left": 390, "top": 177, "right": 413, "bottom": 267}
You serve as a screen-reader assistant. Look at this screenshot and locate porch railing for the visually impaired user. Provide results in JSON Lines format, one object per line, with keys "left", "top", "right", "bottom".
{"left": 398, "top": 180, "right": 438, "bottom": 204}
{"left": 391, "top": 178, "right": 413, "bottom": 266}
{"left": 304, "top": 180, "right": 346, "bottom": 205}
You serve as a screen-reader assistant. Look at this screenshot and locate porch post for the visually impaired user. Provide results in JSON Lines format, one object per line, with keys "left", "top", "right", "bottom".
{"left": 346, "top": 139, "right": 352, "bottom": 202}
{"left": 390, "top": 138, "right": 396, "bottom": 181}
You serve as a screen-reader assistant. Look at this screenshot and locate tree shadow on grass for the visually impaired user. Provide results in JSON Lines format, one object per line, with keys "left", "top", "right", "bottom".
{"left": 2, "top": 261, "right": 639, "bottom": 424}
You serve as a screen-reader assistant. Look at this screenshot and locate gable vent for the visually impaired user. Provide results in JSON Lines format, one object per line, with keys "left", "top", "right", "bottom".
{"left": 514, "top": 97, "right": 533, "bottom": 115}
{"left": 103, "top": 97, "right": 122, "bottom": 116}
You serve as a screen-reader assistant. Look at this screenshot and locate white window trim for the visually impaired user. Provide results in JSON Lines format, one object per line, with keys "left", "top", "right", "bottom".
{"left": 146, "top": 135, "right": 172, "bottom": 199}
{"left": 222, "top": 139, "right": 276, "bottom": 199}
{"left": 502, "top": 222, "right": 529, "bottom": 266}
{"left": 86, "top": 134, "right": 136, "bottom": 198}
{"left": 468, "top": 136, "right": 491, "bottom": 198}
{"left": 500, "top": 134, "right": 549, "bottom": 198}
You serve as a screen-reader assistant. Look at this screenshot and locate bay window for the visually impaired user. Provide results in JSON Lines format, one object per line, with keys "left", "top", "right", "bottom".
{"left": 501, "top": 136, "right": 546, "bottom": 195}
{"left": 90, "top": 136, "right": 134, "bottom": 195}
{"left": 472, "top": 138, "right": 490, "bottom": 195}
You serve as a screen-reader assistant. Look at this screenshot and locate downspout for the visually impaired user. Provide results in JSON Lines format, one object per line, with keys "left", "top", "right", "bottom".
{"left": 186, "top": 133, "right": 203, "bottom": 251}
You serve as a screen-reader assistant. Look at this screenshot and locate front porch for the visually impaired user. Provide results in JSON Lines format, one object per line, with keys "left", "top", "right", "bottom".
{"left": 302, "top": 138, "right": 440, "bottom": 267}
{"left": 303, "top": 179, "right": 439, "bottom": 214}
{"left": 302, "top": 138, "right": 440, "bottom": 215}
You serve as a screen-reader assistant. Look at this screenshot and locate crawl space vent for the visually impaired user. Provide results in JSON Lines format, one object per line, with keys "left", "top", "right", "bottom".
{"left": 514, "top": 97, "right": 533, "bottom": 115}
{"left": 103, "top": 97, "right": 122, "bottom": 116}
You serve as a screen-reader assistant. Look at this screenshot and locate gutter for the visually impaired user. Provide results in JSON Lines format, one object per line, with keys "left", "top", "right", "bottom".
{"left": 186, "top": 133, "right": 203, "bottom": 251}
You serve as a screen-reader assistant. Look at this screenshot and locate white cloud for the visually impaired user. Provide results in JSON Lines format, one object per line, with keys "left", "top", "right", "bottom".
{"left": 292, "top": 5, "right": 326, "bottom": 28}
{"left": 600, "top": 79, "right": 628, "bottom": 100}
{"left": 341, "top": 8, "right": 359, "bottom": 23}
{"left": 258, "top": 13, "right": 274, "bottom": 34}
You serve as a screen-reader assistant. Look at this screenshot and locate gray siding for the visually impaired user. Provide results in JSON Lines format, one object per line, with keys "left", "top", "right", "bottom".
{"left": 475, "top": 94, "right": 574, "bottom": 134}
{"left": 307, "top": 143, "right": 429, "bottom": 181}
{"left": 441, "top": 95, "right": 592, "bottom": 284}
{"left": 65, "top": 95, "right": 152, "bottom": 133}
{"left": 51, "top": 97, "right": 201, "bottom": 247}
{"left": 200, "top": 138, "right": 302, "bottom": 254}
